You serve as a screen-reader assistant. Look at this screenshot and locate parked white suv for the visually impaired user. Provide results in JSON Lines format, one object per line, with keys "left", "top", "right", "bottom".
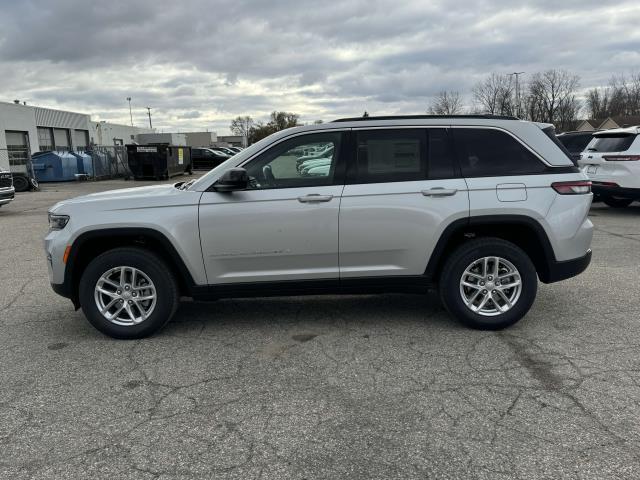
{"left": 45, "top": 115, "right": 593, "bottom": 339}
{"left": 578, "top": 126, "right": 640, "bottom": 207}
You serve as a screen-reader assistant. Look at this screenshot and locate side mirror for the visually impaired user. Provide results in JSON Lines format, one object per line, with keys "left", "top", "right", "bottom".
{"left": 213, "top": 167, "right": 249, "bottom": 192}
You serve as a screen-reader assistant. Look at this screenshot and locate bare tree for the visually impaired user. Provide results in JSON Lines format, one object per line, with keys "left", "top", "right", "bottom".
{"left": 609, "top": 73, "right": 640, "bottom": 116}
{"left": 523, "top": 70, "right": 581, "bottom": 131}
{"left": 472, "top": 74, "right": 515, "bottom": 115}
{"left": 584, "top": 73, "right": 640, "bottom": 119}
{"left": 586, "top": 87, "right": 610, "bottom": 119}
{"left": 428, "top": 91, "right": 463, "bottom": 115}
{"left": 229, "top": 116, "right": 254, "bottom": 147}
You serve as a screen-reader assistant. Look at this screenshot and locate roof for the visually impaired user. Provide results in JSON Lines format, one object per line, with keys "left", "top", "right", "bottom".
{"left": 332, "top": 114, "right": 519, "bottom": 122}
{"left": 557, "top": 130, "right": 597, "bottom": 136}
{"left": 607, "top": 115, "right": 640, "bottom": 128}
{"left": 593, "top": 125, "right": 640, "bottom": 136}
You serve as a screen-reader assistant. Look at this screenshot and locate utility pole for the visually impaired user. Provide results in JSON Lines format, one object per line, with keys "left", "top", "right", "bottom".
{"left": 508, "top": 72, "right": 525, "bottom": 117}
{"left": 126, "top": 97, "right": 133, "bottom": 126}
{"left": 146, "top": 107, "right": 153, "bottom": 129}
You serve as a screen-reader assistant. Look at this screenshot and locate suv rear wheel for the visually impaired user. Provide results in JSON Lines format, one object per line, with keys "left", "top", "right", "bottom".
{"left": 602, "top": 196, "right": 634, "bottom": 208}
{"left": 439, "top": 238, "right": 537, "bottom": 330}
{"left": 78, "top": 247, "right": 179, "bottom": 339}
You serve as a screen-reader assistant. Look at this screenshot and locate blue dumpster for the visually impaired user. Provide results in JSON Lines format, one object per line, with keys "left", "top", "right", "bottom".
{"left": 70, "top": 151, "right": 93, "bottom": 176}
{"left": 32, "top": 151, "right": 79, "bottom": 182}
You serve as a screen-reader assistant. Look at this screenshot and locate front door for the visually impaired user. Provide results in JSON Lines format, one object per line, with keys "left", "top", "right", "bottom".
{"left": 199, "top": 131, "right": 346, "bottom": 284}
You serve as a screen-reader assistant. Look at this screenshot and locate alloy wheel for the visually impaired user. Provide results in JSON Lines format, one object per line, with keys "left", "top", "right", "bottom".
{"left": 459, "top": 256, "right": 522, "bottom": 316}
{"left": 94, "top": 266, "right": 157, "bottom": 326}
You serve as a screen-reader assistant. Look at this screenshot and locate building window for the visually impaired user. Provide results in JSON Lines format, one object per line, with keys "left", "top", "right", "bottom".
{"left": 5, "top": 131, "right": 29, "bottom": 167}
{"left": 73, "top": 129, "right": 89, "bottom": 149}
{"left": 38, "top": 127, "right": 54, "bottom": 151}
{"left": 53, "top": 128, "right": 70, "bottom": 150}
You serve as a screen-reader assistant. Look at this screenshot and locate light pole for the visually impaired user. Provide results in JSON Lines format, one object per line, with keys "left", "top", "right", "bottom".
{"left": 126, "top": 97, "right": 133, "bottom": 126}
{"left": 146, "top": 107, "right": 153, "bottom": 129}
{"left": 508, "top": 72, "right": 525, "bottom": 117}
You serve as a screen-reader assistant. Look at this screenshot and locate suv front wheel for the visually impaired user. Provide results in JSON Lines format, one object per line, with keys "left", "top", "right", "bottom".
{"left": 439, "top": 238, "right": 537, "bottom": 330}
{"left": 79, "top": 247, "right": 179, "bottom": 339}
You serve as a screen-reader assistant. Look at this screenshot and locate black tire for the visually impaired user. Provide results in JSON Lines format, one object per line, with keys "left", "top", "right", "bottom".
{"left": 439, "top": 238, "right": 537, "bottom": 330}
{"left": 12, "top": 175, "right": 29, "bottom": 192}
{"left": 78, "top": 247, "right": 179, "bottom": 339}
{"left": 602, "top": 196, "right": 633, "bottom": 208}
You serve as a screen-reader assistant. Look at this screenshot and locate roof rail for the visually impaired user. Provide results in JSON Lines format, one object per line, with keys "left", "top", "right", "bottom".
{"left": 331, "top": 114, "right": 520, "bottom": 123}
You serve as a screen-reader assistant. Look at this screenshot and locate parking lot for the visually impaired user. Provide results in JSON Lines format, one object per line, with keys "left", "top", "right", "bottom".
{"left": 1, "top": 178, "right": 639, "bottom": 479}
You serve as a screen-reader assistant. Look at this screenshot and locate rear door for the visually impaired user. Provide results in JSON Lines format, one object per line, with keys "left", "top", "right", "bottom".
{"left": 339, "top": 127, "right": 469, "bottom": 278}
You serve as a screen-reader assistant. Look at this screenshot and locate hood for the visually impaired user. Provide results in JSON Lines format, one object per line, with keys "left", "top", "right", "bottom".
{"left": 49, "top": 183, "right": 189, "bottom": 213}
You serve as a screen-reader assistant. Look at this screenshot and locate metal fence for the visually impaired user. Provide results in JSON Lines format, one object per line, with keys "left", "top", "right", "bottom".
{"left": 76, "top": 146, "right": 131, "bottom": 180}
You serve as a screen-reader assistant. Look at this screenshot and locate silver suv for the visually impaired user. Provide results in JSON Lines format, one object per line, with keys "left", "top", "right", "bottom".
{"left": 45, "top": 115, "right": 594, "bottom": 339}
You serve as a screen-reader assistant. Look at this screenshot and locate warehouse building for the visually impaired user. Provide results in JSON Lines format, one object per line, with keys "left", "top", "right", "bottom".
{"left": 0, "top": 101, "right": 153, "bottom": 172}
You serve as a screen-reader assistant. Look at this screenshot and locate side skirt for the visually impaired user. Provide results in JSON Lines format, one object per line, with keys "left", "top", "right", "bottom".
{"left": 191, "top": 276, "right": 435, "bottom": 301}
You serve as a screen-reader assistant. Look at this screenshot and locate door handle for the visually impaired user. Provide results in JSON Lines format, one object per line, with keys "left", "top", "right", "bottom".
{"left": 421, "top": 188, "right": 457, "bottom": 197}
{"left": 298, "top": 194, "right": 334, "bottom": 203}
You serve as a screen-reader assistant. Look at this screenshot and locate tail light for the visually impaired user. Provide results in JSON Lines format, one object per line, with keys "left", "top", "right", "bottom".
{"left": 552, "top": 181, "right": 592, "bottom": 195}
{"left": 603, "top": 155, "right": 640, "bottom": 161}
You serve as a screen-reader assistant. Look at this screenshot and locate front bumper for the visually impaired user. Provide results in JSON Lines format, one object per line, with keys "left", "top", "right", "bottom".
{"left": 592, "top": 183, "right": 640, "bottom": 200}
{"left": 0, "top": 187, "right": 15, "bottom": 205}
{"left": 544, "top": 249, "right": 592, "bottom": 283}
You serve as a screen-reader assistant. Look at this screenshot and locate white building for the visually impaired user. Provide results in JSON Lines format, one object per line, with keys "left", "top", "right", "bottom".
{"left": 136, "top": 133, "right": 187, "bottom": 146}
{"left": 183, "top": 131, "right": 217, "bottom": 147}
{"left": 0, "top": 100, "right": 154, "bottom": 171}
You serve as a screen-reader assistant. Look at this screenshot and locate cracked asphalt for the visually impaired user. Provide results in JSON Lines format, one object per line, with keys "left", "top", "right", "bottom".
{"left": 1, "top": 179, "right": 640, "bottom": 479}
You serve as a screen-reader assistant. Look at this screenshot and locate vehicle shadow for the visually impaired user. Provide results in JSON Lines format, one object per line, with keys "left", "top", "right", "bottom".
{"left": 166, "top": 291, "right": 454, "bottom": 334}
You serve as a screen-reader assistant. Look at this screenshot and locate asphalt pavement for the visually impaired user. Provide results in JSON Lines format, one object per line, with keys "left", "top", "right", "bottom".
{"left": 1, "top": 178, "right": 640, "bottom": 479}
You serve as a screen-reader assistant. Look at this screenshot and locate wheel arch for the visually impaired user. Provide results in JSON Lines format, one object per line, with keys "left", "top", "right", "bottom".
{"left": 64, "top": 227, "right": 196, "bottom": 308}
{"left": 424, "top": 215, "right": 557, "bottom": 283}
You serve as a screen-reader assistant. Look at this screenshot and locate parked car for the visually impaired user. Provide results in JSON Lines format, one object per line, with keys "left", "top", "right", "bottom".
{"left": 191, "top": 147, "right": 230, "bottom": 170}
{"left": 46, "top": 114, "right": 593, "bottom": 339}
{"left": 578, "top": 126, "right": 640, "bottom": 207}
{"left": 228, "top": 147, "right": 243, "bottom": 153}
{"left": 556, "top": 131, "right": 595, "bottom": 164}
{"left": 0, "top": 170, "right": 15, "bottom": 207}
{"left": 214, "top": 147, "right": 237, "bottom": 156}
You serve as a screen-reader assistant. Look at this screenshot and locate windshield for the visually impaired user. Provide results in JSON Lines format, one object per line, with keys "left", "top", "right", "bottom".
{"left": 187, "top": 134, "right": 281, "bottom": 191}
{"left": 558, "top": 133, "right": 593, "bottom": 153}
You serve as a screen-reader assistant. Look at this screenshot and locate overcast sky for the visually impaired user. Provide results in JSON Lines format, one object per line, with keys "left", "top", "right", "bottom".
{"left": 0, "top": 0, "right": 639, "bottom": 134}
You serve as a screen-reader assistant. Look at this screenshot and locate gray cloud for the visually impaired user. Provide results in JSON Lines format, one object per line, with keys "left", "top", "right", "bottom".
{"left": 0, "top": 0, "right": 639, "bottom": 133}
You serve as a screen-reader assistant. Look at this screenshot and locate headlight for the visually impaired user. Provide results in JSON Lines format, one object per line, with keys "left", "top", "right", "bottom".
{"left": 48, "top": 213, "right": 70, "bottom": 230}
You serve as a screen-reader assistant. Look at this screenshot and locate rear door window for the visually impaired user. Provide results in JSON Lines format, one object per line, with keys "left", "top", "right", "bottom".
{"left": 351, "top": 128, "right": 455, "bottom": 183}
{"left": 454, "top": 128, "right": 546, "bottom": 177}
{"left": 591, "top": 134, "right": 637, "bottom": 152}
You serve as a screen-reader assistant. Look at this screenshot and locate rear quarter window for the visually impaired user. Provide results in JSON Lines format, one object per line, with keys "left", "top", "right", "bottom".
{"left": 454, "top": 128, "right": 547, "bottom": 177}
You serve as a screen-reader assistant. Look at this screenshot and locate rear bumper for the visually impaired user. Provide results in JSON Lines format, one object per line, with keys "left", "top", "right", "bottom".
{"left": 592, "top": 183, "right": 640, "bottom": 200}
{"left": 544, "top": 249, "right": 592, "bottom": 283}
